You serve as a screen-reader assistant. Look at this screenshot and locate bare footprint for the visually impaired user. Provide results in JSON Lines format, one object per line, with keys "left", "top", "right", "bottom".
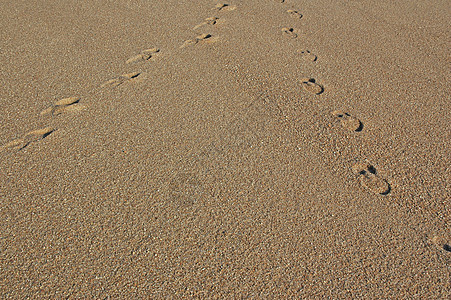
{"left": 332, "top": 110, "right": 363, "bottom": 132}
{"left": 180, "top": 34, "right": 215, "bottom": 49}
{"left": 1, "top": 127, "right": 54, "bottom": 152}
{"left": 193, "top": 17, "right": 219, "bottom": 30}
{"left": 101, "top": 72, "right": 141, "bottom": 88}
{"left": 352, "top": 162, "right": 391, "bottom": 195}
{"left": 298, "top": 49, "right": 317, "bottom": 61}
{"left": 300, "top": 78, "right": 324, "bottom": 95}
{"left": 126, "top": 48, "right": 160, "bottom": 64}
{"left": 287, "top": 10, "right": 303, "bottom": 19}
{"left": 281, "top": 27, "right": 299, "bottom": 39}
{"left": 213, "top": 3, "right": 237, "bottom": 11}
{"left": 40, "top": 97, "right": 83, "bottom": 116}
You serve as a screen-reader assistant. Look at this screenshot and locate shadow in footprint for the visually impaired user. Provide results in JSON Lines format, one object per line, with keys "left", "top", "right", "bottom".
{"left": 287, "top": 10, "right": 303, "bottom": 19}
{"left": 1, "top": 127, "right": 54, "bottom": 152}
{"left": 298, "top": 49, "right": 317, "bottom": 62}
{"left": 432, "top": 236, "right": 451, "bottom": 253}
{"left": 126, "top": 48, "right": 159, "bottom": 64}
{"left": 352, "top": 162, "right": 391, "bottom": 195}
{"left": 213, "top": 3, "right": 236, "bottom": 11}
{"left": 281, "top": 27, "right": 299, "bottom": 39}
{"left": 24, "top": 127, "right": 54, "bottom": 143}
{"left": 332, "top": 110, "right": 363, "bottom": 132}
{"left": 300, "top": 78, "right": 324, "bottom": 95}
{"left": 194, "top": 17, "right": 219, "bottom": 30}
{"left": 101, "top": 72, "right": 141, "bottom": 88}
{"left": 180, "top": 34, "right": 215, "bottom": 49}
{"left": 1, "top": 139, "right": 28, "bottom": 152}
{"left": 40, "top": 97, "right": 82, "bottom": 116}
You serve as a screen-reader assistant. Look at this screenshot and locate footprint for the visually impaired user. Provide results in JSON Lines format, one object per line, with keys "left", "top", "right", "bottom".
{"left": 0, "top": 139, "right": 28, "bottom": 152}
{"left": 40, "top": 97, "right": 82, "bottom": 116}
{"left": 1, "top": 127, "right": 54, "bottom": 152}
{"left": 193, "top": 17, "right": 219, "bottom": 30}
{"left": 300, "top": 78, "right": 324, "bottom": 95}
{"left": 432, "top": 236, "right": 451, "bottom": 253}
{"left": 287, "top": 10, "right": 303, "bottom": 19}
{"left": 213, "top": 3, "right": 236, "bottom": 11}
{"left": 180, "top": 34, "right": 215, "bottom": 49}
{"left": 298, "top": 49, "right": 317, "bottom": 61}
{"left": 352, "top": 162, "right": 391, "bottom": 195}
{"left": 126, "top": 48, "right": 159, "bottom": 64}
{"left": 275, "top": 0, "right": 285, "bottom": 3}
{"left": 101, "top": 72, "right": 141, "bottom": 88}
{"left": 332, "top": 110, "right": 363, "bottom": 132}
{"left": 180, "top": 39, "right": 198, "bottom": 49}
{"left": 281, "top": 27, "right": 299, "bottom": 39}
{"left": 23, "top": 127, "right": 54, "bottom": 144}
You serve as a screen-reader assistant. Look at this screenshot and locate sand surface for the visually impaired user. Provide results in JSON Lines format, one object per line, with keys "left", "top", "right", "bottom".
{"left": 1, "top": 0, "right": 450, "bottom": 298}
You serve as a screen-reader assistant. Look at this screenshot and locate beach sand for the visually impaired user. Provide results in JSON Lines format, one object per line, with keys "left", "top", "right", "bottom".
{"left": 0, "top": 0, "right": 449, "bottom": 297}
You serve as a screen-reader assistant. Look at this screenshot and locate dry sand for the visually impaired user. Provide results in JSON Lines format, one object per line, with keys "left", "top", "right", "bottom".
{"left": 0, "top": 0, "right": 450, "bottom": 298}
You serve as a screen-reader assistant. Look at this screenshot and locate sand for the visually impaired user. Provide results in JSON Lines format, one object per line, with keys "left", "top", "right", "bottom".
{"left": 0, "top": 0, "right": 450, "bottom": 298}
